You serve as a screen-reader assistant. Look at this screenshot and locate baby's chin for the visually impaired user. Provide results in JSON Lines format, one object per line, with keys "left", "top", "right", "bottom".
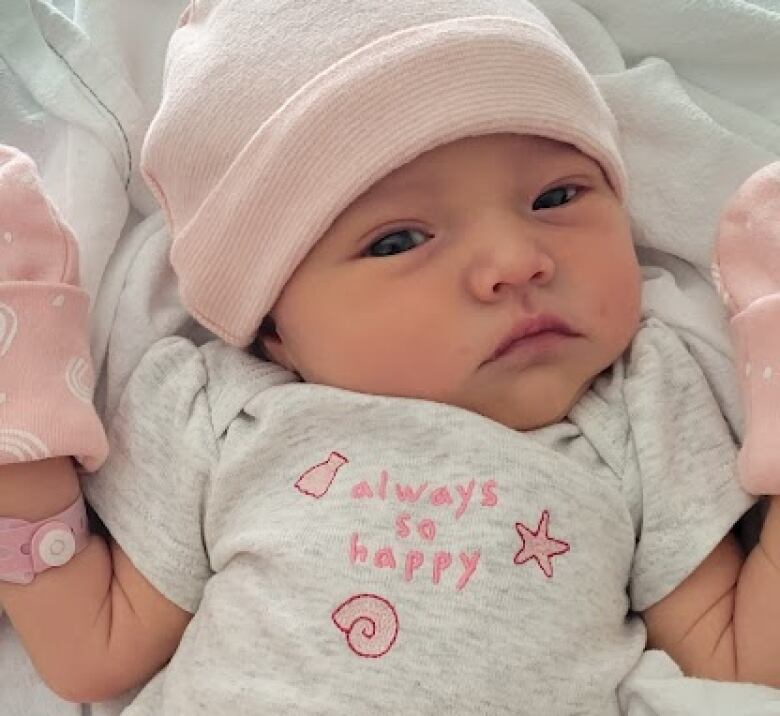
{"left": 463, "top": 377, "right": 595, "bottom": 431}
{"left": 488, "top": 401, "right": 575, "bottom": 432}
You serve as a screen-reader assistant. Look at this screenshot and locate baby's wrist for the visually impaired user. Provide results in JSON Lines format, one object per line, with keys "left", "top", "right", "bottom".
{"left": 0, "top": 458, "right": 81, "bottom": 522}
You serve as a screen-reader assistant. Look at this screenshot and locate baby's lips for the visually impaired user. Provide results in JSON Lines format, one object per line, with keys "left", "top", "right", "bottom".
{"left": 714, "top": 162, "right": 780, "bottom": 314}
{"left": 0, "top": 145, "right": 80, "bottom": 286}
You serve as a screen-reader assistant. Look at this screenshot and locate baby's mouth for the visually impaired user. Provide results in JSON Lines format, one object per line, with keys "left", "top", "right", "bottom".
{"left": 486, "top": 315, "right": 579, "bottom": 364}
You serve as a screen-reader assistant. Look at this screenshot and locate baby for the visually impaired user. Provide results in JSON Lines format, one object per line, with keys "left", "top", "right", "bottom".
{"left": 1, "top": 0, "right": 779, "bottom": 713}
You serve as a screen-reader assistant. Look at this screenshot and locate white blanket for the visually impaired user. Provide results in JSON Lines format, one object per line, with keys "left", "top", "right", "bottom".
{"left": 1, "top": 0, "right": 779, "bottom": 713}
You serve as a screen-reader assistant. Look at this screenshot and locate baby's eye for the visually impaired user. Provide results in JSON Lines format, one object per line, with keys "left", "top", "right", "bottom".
{"left": 532, "top": 185, "right": 580, "bottom": 211}
{"left": 366, "top": 228, "right": 431, "bottom": 257}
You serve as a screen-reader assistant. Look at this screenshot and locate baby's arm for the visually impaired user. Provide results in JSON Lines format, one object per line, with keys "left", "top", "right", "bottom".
{"left": 0, "top": 146, "right": 189, "bottom": 701}
{"left": 644, "top": 162, "right": 780, "bottom": 685}
{"left": 642, "top": 506, "right": 780, "bottom": 686}
{"left": 0, "top": 459, "right": 191, "bottom": 702}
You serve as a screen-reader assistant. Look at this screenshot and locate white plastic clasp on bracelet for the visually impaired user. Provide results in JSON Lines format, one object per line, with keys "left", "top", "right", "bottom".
{"left": 0, "top": 495, "right": 89, "bottom": 585}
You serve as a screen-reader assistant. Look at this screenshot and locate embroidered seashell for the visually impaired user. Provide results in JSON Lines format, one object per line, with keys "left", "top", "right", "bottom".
{"left": 331, "top": 593, "right": 399, "bottom": 658}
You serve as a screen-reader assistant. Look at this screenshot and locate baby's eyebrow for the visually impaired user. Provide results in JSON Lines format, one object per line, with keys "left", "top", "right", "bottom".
{"left": 359, "top": 177, "right": 438, "bottom": 206}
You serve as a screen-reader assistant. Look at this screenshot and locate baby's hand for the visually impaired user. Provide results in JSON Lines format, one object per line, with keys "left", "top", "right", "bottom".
{"left": 0, "top": 146, "right": 107, "bottom": 471}
{"left": 713, "top": 162, "right": 780, "bottom": 494}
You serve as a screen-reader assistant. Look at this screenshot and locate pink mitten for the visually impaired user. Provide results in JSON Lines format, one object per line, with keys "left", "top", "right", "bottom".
{"left": 713, "top": 162, "right": 780, "bottom": 494}
{"left": 0, "top": 146, "right": 107, "bottom": 471}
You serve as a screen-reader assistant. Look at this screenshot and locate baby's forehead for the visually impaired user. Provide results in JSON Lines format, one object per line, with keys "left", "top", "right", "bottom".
{"left": 356, "top": 134, "right": 598, "bottom": 202}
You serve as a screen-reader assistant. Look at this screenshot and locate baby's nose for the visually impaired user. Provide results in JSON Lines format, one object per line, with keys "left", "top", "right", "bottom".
{"left": 464, "top": 222, "right": 556, "bottom": 302}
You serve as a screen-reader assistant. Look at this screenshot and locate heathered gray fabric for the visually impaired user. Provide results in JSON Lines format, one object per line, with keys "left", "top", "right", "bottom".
{"left": 84, "top": 318, "right": 753, "bottom": 715}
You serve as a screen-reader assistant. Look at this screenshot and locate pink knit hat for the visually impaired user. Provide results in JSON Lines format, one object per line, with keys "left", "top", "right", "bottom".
{"left": 142, "top": 0, "right": 627, "bottom": 347}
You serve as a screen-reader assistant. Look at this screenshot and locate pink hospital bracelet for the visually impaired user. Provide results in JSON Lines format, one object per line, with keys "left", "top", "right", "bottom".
{"left": 0, "top": 494, "right": 89, "bottom": 584}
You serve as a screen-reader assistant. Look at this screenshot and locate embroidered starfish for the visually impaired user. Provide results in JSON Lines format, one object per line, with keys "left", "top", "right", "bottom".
{"left": 514, "top": 510, "right": 570, "bottom": 578}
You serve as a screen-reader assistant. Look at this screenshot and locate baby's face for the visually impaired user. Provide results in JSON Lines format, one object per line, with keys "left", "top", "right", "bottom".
{"left": 261, "top": 133, "right": 641, "bottom": 430}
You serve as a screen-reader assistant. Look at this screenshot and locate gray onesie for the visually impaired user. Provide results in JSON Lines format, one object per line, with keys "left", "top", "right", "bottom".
{"left": 84, "top": 318, "right": 753, "bottom": 715}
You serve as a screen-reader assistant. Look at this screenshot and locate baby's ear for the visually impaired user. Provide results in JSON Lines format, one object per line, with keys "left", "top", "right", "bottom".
{"left": 253, "top": 316, "right": 295, "bottom": 371}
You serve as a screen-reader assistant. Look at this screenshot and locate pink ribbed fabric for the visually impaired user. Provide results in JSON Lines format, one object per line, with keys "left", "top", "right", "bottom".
{"left": 0, "top": 146, "right": 108, "bottom": 471}
{"left": 142, "top": 0, "right": 628, "bottom": 347}
{"left": 713, "top": 162, "right": 780, "bottom": 494}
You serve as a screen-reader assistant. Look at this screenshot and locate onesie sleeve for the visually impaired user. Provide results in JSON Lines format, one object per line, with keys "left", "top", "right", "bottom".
{"left": 624, "top": 319, "right": 755, "bottom": 612}
{"left": 83, "top": 337, "right": 218, "bottom": 614}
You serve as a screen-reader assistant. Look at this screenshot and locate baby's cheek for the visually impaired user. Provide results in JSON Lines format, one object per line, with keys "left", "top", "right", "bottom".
{"left": 301, "top": 322, "right": 434, "bottom": 397}
{"left": 610, "top": 270, "right": 641, "bottom": 335}
{"left": 592, "top": 262, "right": 640, "bottom": 340}
{"left": 374, "top": 331, "right": 466, "bottom": 399}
